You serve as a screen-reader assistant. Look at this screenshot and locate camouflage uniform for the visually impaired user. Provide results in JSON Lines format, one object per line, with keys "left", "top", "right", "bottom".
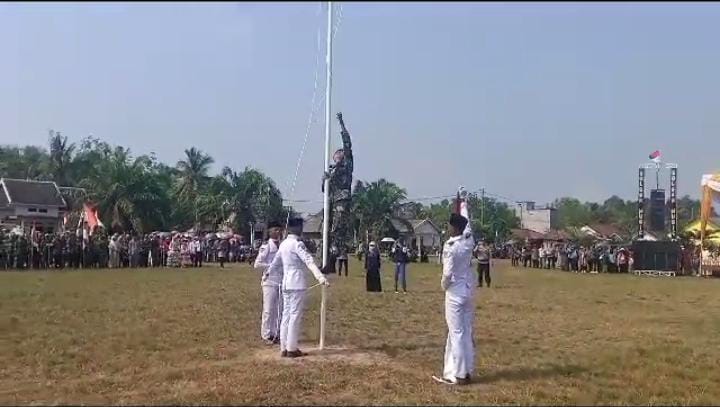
{"left": 0, "top": 232, "right": 7, "bottom": 270}
{"left": 323, "top": 113, "right": 353, "bottom": 262}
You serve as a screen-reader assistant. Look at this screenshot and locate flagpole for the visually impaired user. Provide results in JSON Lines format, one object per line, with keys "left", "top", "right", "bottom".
{"left": 319, "top": 0, "right": 333, "bottom": 351}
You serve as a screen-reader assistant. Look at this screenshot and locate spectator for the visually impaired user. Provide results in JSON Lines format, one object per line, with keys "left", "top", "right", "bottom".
{"left": 391, "top": 240, "right": 409, "bottom": 293}
{"left": 365, "top": 241, "right": 382, "bottom": 292}
{"left": 474, "top": 241, "right": 492, "bottom": 288}
{"left": 617, "top": 248, "right": 629, "bottom": 273}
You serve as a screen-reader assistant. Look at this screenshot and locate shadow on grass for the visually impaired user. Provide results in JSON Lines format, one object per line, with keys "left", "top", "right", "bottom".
{"left": 359, "top": 342, "right": 439, "bottom": 357}
{"left": 478, "top": 363, "right": 587, "bottom": 384}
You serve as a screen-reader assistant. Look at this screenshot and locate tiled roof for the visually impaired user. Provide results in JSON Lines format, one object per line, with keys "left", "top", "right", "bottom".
{"left": 511, "top": 228, "right": 545, "bottom": 240}
{"left": 587, "top": 223, "right": 624, "bottom": 238}
{"left": 0, "top": 178, "right": 66, "bottom": 207}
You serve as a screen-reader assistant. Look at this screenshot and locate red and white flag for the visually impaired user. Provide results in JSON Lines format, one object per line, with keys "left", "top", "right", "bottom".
{"left": 649, "top": 150, "right": 661, "bottom": 163}
{"left": 83, "top": 203, "right": 104, "bottom": 233}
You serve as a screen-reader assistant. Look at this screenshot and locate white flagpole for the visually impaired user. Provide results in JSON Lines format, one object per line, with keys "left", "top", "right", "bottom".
{"left": 320, "top": 0, "right": 333, "bottom": 351}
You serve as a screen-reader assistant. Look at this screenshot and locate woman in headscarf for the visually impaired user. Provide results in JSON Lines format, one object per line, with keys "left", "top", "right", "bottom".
{"left": 364, "top": 241, "right": 382, "bottom": 292}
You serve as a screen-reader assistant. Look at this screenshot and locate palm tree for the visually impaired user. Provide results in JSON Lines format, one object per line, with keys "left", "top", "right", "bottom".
{"left": 80, "top": 148, "right": 169, "bottom": 233}
{"left": 353, "top": 179, "right": 407, "bottom": 240}
{"left": 220, "top": 166, "right": 285, "bottom": 235}
{"left": 48, "top": 130, "right": 76, "bottom": 186}
{"left": 175, "top": 147, "right": 214, "bottom": 203}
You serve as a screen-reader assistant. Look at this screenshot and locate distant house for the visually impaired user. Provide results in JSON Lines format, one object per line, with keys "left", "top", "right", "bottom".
{"left": 510, "top": 228, "right": 571, "bottom": 249}
{"left": 0, "top": 178, "right": 67, "bottom": 233}
{"left": 516, "top": 201, "right": 559, "bottom": 233}
{"left": 580, "top": 224, "right": 627, "bottom": 241}
{"left": 302, "top": 211, "right": 324, "bottom": 243}
{"left": 390, "top": 218, "right": 442, "bottom": 253}
{"left": 510, "top": 228, "right": 546, "bottom": 244}
{"left": 301, "top": 213, "right": 442, "bottom": 255}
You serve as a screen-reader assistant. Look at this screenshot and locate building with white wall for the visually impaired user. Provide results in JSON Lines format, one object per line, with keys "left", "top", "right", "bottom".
{"left": 0, "top": 178, "right": 67, "bottom": 233}
{"left": 515, "top": 201, "right": 558, "bottom": 233}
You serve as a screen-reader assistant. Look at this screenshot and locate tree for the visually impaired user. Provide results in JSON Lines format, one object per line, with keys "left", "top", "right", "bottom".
{"left": 465, "top": 193, "right": 519, "bottom": 242}
{"left": 220, "top": 166, "right": 286, "bottom": 235}
{"left": 352, "top": 179, "right": 407, "bottom": 241}
{"left": 79, "top": 146, "right": 171, "bottom": 233}
{"left": 419, "top": 199, "right": 452, "bottom": 234}
{"left": 48, "top": 130, "right": 76, "bottom": 186}
{"left": 175, "top": 147, "right": 214, "bottom": 204}
{"left": 677, "top": 195, "right": 702, "bottom": 229}
{"left": 553, "top": 197, "right": 593, "bottom": 228}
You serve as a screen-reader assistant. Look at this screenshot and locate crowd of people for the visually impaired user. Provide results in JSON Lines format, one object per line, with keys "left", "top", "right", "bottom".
{"left": 0, "top": 228, "right": 257, "bottom": 270}
{"left": 507, "top": 242, "right": 705, "bottom": 275}
{"left": 510, "top": 244, "right": 633, "bottom": 273}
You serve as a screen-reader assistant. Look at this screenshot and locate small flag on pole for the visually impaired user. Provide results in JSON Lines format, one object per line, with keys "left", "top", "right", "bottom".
{"left": 649, "top": 150, "right": 661, "bottom": 163}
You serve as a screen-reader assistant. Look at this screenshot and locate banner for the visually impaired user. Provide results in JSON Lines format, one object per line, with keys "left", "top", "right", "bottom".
{"left": 700, "top": 174, "right": 720, "bottom": 241}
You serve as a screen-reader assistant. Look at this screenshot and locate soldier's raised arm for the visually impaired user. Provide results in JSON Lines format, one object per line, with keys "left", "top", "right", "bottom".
{"left": 336, "top": 112, "right": 353, "bottom": 157}
{"left": 459, "top": 188, "right": 472, "bottom": 238}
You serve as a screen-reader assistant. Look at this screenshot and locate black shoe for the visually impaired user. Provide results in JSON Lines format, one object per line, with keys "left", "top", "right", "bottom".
{"left": 286, "top": 349, "right": 305, "bottom": 358}
{"left": 281, "top": 350, "right": 288, "bottom": 357}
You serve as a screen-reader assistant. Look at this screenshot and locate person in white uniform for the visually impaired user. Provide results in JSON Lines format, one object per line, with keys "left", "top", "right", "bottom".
{"left": 254, "top": 221, "right": 284, "bottom": 345}
{"left": 267, "top": 217, "right": 329, "bottom": 358}
{"left": 435, "top": 190, "right": 475, "bottom": 385}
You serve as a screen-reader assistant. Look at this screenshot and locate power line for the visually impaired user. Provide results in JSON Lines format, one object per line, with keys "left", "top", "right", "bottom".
{"left": 283, "top": 187, "right": 521, "bottom": 205}
{"left": 284, "top": 2, "right": 344, "bottom": 212}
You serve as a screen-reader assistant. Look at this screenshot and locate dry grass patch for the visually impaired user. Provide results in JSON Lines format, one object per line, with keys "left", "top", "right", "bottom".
{"left": 1, "top": 260, "right": 719, "bottom": 405}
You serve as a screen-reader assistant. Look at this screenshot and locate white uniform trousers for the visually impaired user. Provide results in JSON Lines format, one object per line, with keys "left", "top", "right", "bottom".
{"left": 443, "top": 290, "right": 475, "bottom": 381}
{"left": 261, "top": 285, "right": 283, "bottom": 340}
{"left": 280, "top": 289, "right": 307, "bottom": 352}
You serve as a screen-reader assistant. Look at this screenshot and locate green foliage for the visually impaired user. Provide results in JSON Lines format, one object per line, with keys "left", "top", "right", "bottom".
{"left": 352, "top": 179, "right": 407, "bottom": 241}
{"left": 0, "top": 134, "right": 290, "bottom": 236}
{"left": 1, "top": 132, "right": 704, "bottom": 242}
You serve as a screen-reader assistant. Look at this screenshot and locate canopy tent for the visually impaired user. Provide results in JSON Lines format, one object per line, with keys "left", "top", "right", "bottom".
{"left": 700, "top": 173, "right": 720, "bottom": 241}
{"left": 684, "top": 219, "right": 720, "bottom": 236}
{"left": 704, "top": 232, "right": 720, "bottom": 246}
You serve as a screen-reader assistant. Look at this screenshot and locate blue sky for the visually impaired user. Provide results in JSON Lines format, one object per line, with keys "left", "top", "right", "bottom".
{"left": 2, "top": 2, "right": 720, "bottom": 213}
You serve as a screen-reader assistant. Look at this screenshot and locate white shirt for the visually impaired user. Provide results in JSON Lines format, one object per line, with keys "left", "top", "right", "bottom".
{"left": 254, "top": 239, "right": 281, "bottom": 287}
{"left": 268, "top": 234, "right": 325, "bottom": 290}
{"left": 441, "top": 203, "right": 475, "bottom": 296}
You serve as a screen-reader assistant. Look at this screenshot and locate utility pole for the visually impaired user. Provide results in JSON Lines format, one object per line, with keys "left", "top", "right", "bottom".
{"left": 481, "top": 188, "right": 485, "bottom": 228}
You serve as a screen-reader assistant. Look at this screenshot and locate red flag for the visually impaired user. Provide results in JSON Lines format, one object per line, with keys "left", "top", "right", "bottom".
{"left": 83, "top": 203, "right": 102, "bottom": 231}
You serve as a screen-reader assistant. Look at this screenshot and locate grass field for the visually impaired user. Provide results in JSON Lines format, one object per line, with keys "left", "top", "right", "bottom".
{"left": 1, "top": 259, "right": 720, "bottom": 405}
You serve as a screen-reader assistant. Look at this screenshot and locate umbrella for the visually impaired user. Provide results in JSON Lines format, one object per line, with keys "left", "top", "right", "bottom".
{"left": 380, "top": 237, "right": 395, "bottom": 243}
